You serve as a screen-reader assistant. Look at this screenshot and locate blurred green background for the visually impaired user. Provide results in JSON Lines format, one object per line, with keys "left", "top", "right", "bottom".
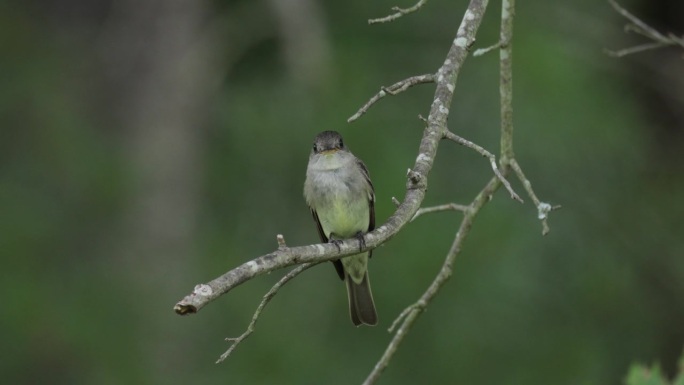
{"left": 1, "top": 0, "right": 683, "bottom": 384}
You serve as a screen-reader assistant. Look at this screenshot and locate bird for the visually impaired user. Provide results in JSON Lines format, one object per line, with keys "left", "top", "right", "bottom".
{"left": 303, "top": 130, "right": 378, "bottom": 326}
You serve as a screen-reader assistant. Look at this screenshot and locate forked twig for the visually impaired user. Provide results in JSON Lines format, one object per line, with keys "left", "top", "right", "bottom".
{"left": 368, "top": 0, "right": 429, "bottom": 24}
{"left": 444, "top": 130, "right": 523, "bottom": 203}
{"left": 348, "top": 74, "right": 435, "bottom": 122}
{"left": 216, "top": 262, "right": 318, "bottom": 363}
{"left": 606, "top": 0, "right": 684, "bottom": 57}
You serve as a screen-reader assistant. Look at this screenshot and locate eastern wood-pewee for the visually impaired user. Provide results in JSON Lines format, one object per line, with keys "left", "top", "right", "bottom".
{"left": 303, "top": 130, "right": 378, "bottom": 326}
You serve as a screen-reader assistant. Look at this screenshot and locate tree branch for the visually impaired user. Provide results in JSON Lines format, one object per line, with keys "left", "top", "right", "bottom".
{"left": 348, "top": 74, "right": 435, "bottom": 123}
{"left": 606, "top": 0, "right": 684, "bottom": 57}
{"left": 473, "top": 40, "right": 504, "bottom": 57}
{"left": 496, "top": 0, "right": 557, "bottom": 235}
{"left": 364, "top": 0, "right": 556, "bottom": 381}
{"left": 411, "top": 203, "right": 468, "bottom": 222}
{"left": 509, "top": 159, "right": 561, "bottom": 235}
{"left": 174, "top": 202, "right": 421, "bottom": 314}
{"left": 216, "top": 262, "right": 318, "bottom": 363}
{"left": 368, "top": 0, "right": 429, "bottom": 24}
{"left": 174, "top": 40, "right": 439, "bottom": 318}
{"left": 443, "top": 130, "right": 522, "bottom": 203}
{"left": 361, "top": 0, "right": 491, "bottom": 383}
{"left": 605, "top": 41, "right": 670, "bottom": 58}
{"left": 176, "top": 1, "right": 557, "bottom": 384}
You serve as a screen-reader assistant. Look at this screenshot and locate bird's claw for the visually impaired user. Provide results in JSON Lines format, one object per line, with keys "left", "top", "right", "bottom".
{"left": 329, "top": 238, "right": 343, "bottom": 252}
{"left": 354, "top": 231, "right": 366, "bottom": 253}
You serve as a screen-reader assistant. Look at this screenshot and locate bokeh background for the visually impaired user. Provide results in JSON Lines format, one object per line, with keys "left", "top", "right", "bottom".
{"left": 1, "top": 0, "right": 682, "bottom": 384}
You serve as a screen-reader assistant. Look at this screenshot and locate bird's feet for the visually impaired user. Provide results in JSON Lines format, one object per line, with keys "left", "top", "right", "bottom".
{"left": 354, "top": 231, "right": 366, "bottom": 253}
{"left": 329, "top": 238, "right": 343, "bottom": 252}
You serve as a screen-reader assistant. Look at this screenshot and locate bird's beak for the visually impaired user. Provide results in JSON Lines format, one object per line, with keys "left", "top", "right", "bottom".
{"left": 319, "top": 148, "right": 340, "bottom": 155}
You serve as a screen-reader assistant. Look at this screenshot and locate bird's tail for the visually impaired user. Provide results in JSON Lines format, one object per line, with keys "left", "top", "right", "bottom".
{"left": 346, "top": 272, "right": 378, "bottom": 326}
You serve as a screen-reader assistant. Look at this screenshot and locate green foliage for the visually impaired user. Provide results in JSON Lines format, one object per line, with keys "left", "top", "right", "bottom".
{"left": 626, "top": 351, "right": 684, "bottom": 385}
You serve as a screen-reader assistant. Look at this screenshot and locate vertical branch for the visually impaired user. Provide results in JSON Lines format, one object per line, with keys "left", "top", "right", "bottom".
{"left": 362, "top": 1, "right": 491, "bottom": 383}
{"left": 499, "top": 0, "right": 515, "bottom": 164}
{"left": 496, "top": 0, "right": 559, "bottom": 233}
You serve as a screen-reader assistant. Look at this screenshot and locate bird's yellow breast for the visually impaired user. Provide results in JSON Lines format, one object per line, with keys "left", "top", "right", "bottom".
{"left": 318, "top": 197, "right": 369, "bottom": 239}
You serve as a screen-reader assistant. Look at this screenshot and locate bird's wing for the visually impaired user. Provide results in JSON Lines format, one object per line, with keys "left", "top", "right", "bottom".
{"left": 356, "top": 159, "right": 375, "bottom": 232}
{"left": 357, "top": 159, "right": 375, "bottom": 259}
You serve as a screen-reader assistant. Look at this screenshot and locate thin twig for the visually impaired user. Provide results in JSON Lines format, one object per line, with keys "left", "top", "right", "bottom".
{"left": 348, "top": 74, "right": 435, "bottom": 122}
{"left": 411, "top": 203, "right": 469, "bottom": 222}
{"left": 509, "top": 159, "right": 560, "bottom": 235}
{"left": 368, "top": 0, "right": 429, "bottom": 24}
{"left": 216, "top": 262, "right": 317, "bottom": 363}
{"left": 444, "top": 130, "right": 523, "bottom": 203}
{"left": 608, "top": 0, "right": 669, "bottom": 42}
{"left": 473, "top": 40, "right": 503, "bottom": 56}
{"left": 605, "top": 42, "right": 669, "bottom": 57}
{"left": 607, "top": 0, "right": 684, "bottom": 57}
{"left": 387, "top": 301, "right": 426, "bottom": 333}
{"left": 494, "top": 0, "right": 557, "bottom": 235}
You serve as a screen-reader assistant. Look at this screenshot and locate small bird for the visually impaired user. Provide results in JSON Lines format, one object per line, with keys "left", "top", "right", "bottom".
{"left": 304, "top": 131, "right": 378, "bottom": 326}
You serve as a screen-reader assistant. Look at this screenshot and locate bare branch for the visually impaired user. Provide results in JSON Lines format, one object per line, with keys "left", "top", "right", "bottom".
{"left": 174, "top": 212, "right": 414, "bottom": 314}
{"left": 411, "top": 203, "right": 469, "bottom": 222}
{"left": 176, "top": 62, "right": 437, "bottom": 317}
{"left": 387, "top": 301, "right": 425, "bottom": 333}
{"left": 367, "top": 0, "right": 553, "bottom": 380}
{"left": 347, "top": 74, "right": 435, "bottom": 123}
{"left": 605, "top": 41, "right": 669, "bottom": 57}
{"left": 367, "top": 174, "right": 500, "bottom": 385}
{"left": 607, "top": 0, "right": 684, "bottom": 57}
{"left": 216, "top": 262, "right": 317, "bottom": 363}
{"left": 509, "top": 159, "right": 561, "bottom": 235}
{"left": 496, "top": 0, "right": 556, "bottom": 234}
{"left": 669, "top": 32, "right": 684, "bottom": 47}
{"left": 499, "top": 0, "right": 515, "bottom": 162}
{"left": 444, "top": 130, "right": 523, "bottom": 203}
{"left": 361, "top": 0, "right": 492, "bottom": 382}
{"left": 473, "top": 40, "right": 503, "bottom": 57}
{"left": 178, "top": 0, "right": 555, "bottom": 383}
{"left": 608, "top": 0, "right": 669, "bottom": 42}
{"left": 368, "top": 0, "right": 429, "bottom": 24}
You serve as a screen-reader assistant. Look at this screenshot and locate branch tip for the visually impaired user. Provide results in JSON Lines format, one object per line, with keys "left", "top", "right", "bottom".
{"left": 348, "top": 74, "right": 435, "bottom": 122}
{"left": 411, "top": 203, "right": 469, "bottom": 222}
{"left": 508, "top": 159, "right": 558, "bottom": 235}
{"left": 174, "top": 304, "right": 197, "bottom": 315}
{"left": 216, "top": 263, "right": 316, "bottom": 363}
{"left": 473, "top": 41, "right": 503, "bottom": 56}
{"left": 444, "top": 130, "right": 522, "bottom": 202}
{"left": 606, "top": 0, "right": 684, "bottom": 57}
{"left": 368, "top": 0, "right": 429, "bottom": 24}
{"left": 276, "top": 234, "right": 288, "bottom": 249}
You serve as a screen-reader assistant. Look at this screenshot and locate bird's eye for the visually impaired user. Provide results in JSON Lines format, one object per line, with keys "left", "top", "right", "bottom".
{"left": 313, "top": 143, "right": 318, "bottom": 152}
{"left": 338, "top": 138, "right": 344, "bottom": 148}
